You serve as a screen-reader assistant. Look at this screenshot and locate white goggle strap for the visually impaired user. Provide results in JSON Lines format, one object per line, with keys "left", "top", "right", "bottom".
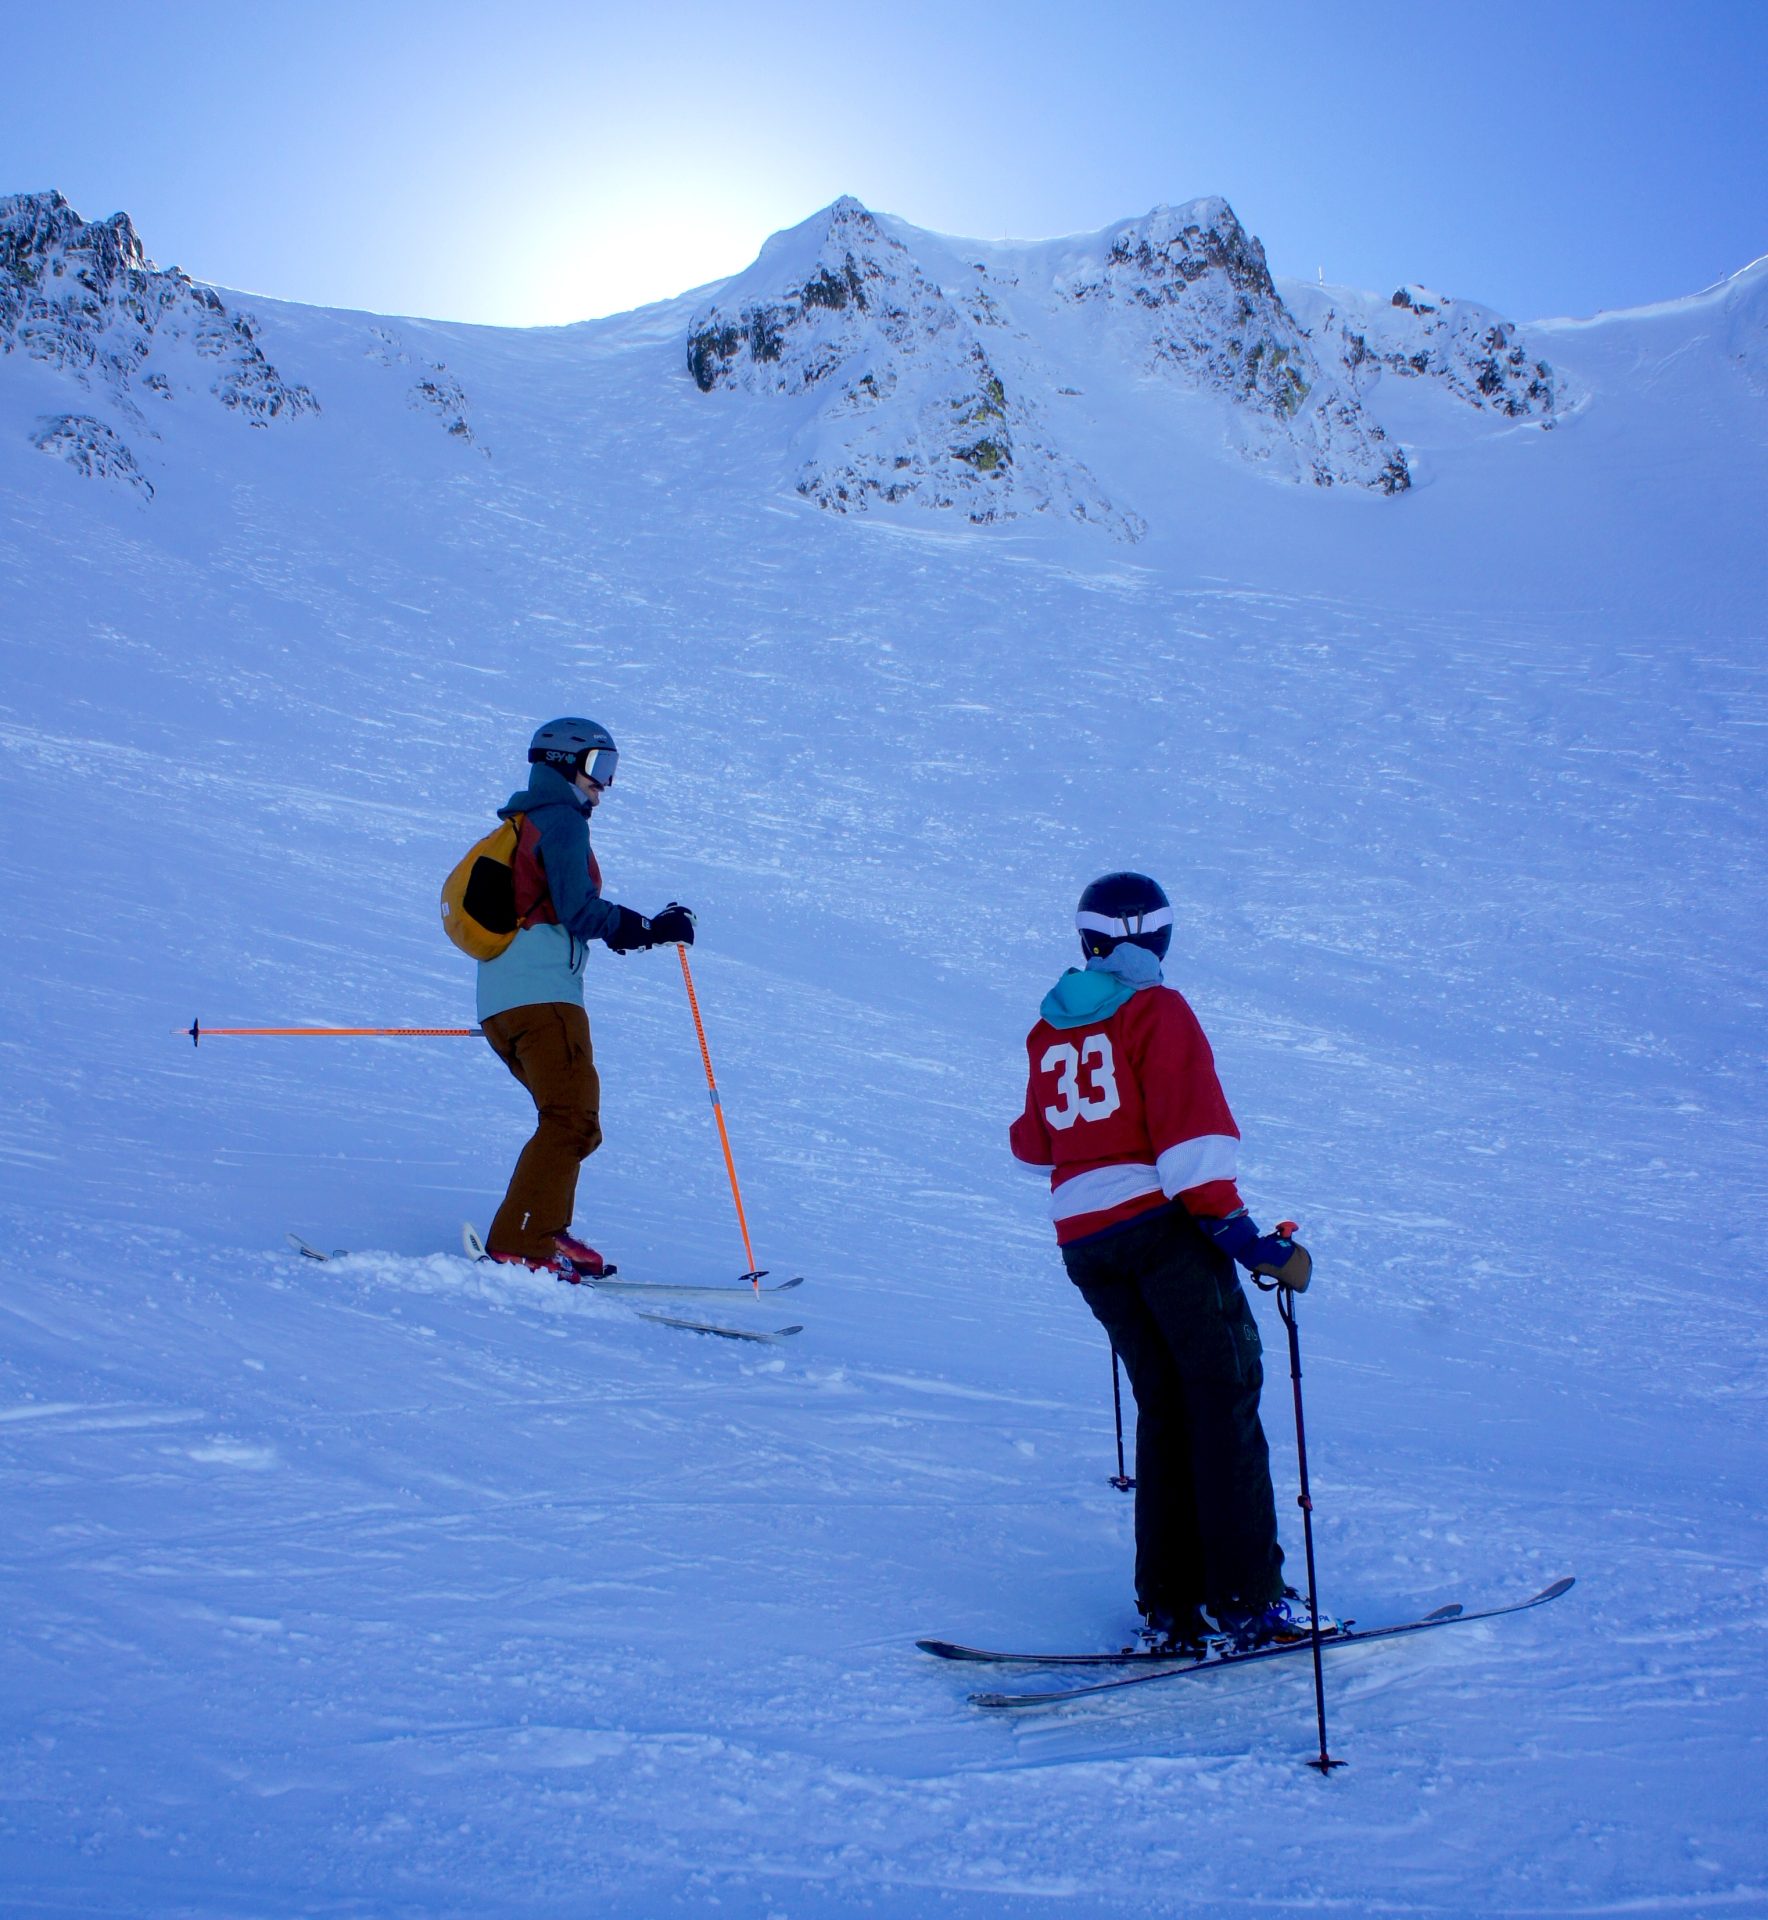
{"left": 1076, "top": 906, "right": 1173, "bottom": 939}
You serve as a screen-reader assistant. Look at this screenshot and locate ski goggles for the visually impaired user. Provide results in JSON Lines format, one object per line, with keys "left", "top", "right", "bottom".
{"left": 580, "top": 745, "right": 617, "bottom": 788}
{"left": 1076, "top": 905, "right": 1173, "bottom": 939}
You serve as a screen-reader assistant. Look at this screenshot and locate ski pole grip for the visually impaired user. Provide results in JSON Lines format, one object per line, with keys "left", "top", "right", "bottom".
{"left": 1276, "top": 1220, "right": 1299, "bottom": 1238}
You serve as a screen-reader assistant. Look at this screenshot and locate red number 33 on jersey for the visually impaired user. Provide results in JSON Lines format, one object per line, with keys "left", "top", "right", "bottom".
{"left": 1040, "top": 1033, "right": 1122, "bottom": 1130}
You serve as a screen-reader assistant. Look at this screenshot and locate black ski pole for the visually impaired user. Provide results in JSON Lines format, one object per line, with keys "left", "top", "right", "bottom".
{"left": 1263, "top": 1253, "right": 1344, "bottom": 1775}
{"left": 1109, "top": 1346, "right": 1135, "bottom": 1492}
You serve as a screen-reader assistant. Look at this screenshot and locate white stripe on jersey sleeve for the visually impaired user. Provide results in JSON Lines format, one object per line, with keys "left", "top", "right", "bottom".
{"left": 1155, "top": 1133, "right": 1239, "bottom": 1198}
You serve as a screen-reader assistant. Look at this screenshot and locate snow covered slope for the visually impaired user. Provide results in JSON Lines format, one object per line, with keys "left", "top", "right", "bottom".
{"left": 1, "top": 193, "right": 1766, "bottom": 1918}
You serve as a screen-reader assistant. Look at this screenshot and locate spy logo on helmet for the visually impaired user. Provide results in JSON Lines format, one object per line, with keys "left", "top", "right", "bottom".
{"left": 1076, "top": 871, "right": 1173, "bottom": 962}
{"left": 528, "top": 717, "right": 618, "bottom": 788}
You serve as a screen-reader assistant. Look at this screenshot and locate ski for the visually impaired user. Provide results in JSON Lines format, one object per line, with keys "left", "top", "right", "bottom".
{"left": 288, "top": 1232, "right": 345, "bottom": 1261}
{"left": 948, "top": 1578, "right": 1574, "bottom": 1710}
{"left": 292, "top": 1229, "right": 802, "bottom": 1343}
{"left": 455, "top": 1225, "right": 803, "bottom": 1342}
{"left": 575, "top": 1274, "right": 804, "bottom": 1300}
{"left": 457, "top": 1222, "right": 801, "bottom": 1299}
{"left": 918, "top": 1611, "right": 1363, "bottom": 1669}
{"left": 630, "top": 1309, "right": 803, "bottom": 1344}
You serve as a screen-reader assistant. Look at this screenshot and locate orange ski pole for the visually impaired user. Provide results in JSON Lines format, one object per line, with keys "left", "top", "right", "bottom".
{"left": 182, "top": 1018, "right": 478, "bottom": 1047}
{"left": 676, "top": 947, "right": 762, "bottom": 1289}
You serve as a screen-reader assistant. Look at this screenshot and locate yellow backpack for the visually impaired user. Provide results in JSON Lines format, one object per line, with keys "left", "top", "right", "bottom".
{"left": 440, "top": 813, "right": 525, "bottom": 960}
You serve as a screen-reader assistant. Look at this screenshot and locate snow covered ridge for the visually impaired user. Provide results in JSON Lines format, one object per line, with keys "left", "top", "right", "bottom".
{"left": 1531, "top": 252, "right": 1768, "bottom": 399}
{"left": 1289, "top": 279, "right": 1567, "bottom": 421}
{"left": 2, "top": 186, "right": 1592, "bottom": 526}
{"left": 1, "top": 191, "right": 484, "bottom": 491}
{"left": 1060, "top": 200, "right": 1412, "bottom": 494}
{"left": 685, "top": 196, "right": 1142, "bottom": 537}
{"left": 1713, "top": 257, "right": 1767, "bottom": 397}
{"left": 685, "top": 195, "right": 1423, "bottom": 525}
{"left": 0, "top": 190, "right": 317, "bottom": 492}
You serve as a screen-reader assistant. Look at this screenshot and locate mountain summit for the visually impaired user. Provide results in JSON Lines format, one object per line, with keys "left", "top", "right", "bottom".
{"left": 686, "top": 196, "right": 1141, "bottom": 536}
{"left": 0, "top": 190, "right": 316, "bottom": 496}
{"left": 0, "top": 187, "right": 1639, "bottom": 534}
{"left": 684, "top": 193, "right": 1424, "bottom": 534}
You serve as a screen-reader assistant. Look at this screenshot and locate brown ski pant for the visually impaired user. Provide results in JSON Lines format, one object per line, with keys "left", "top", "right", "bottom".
{"left": 481, "top": 1002, "right": 602, "bottom": 1261}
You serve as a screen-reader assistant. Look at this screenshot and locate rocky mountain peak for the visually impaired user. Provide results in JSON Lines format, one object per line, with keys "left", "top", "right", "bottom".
{"left": 686, "top": 196, "right": 930, "bottom": 396}
{"left": 1, "top": 189, "right": 318, "bottom": 499}
{"left": 1056, "top": 197, "right": 1411, "bottom": 493}
{"left": 1093, "top": 196, "right": 1277, "bottom": 304}
{"left": 685, "top": 196, "right": 1142, "bottom": 536}
{"left": 0, "top": 190, "right": 147, "bottom": 299}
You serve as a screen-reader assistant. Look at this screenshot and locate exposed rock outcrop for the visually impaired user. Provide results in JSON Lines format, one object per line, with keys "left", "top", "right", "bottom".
{"left": 1297, "top": 279, "right": 1564, "bottom": 421}
{"left": 1058, "top": 200, "right": 1412, "bottom": 493}
{"left": 685, "top": 196, "right": 1419, "bottom": 527}
{"left": 0, "top": 190, "right": 316, "bottom": 493}
{"left": 29, "top": 413, "right": 154, "bottom": 497}
{"left": 368, "top": 325, "right": 478, "bottom": 445}
{"left": 686, "top": 198, "right": 1142, "bottom": 537}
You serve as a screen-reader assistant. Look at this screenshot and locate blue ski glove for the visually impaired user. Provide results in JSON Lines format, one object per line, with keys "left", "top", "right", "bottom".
{"left": 1197, "top": 1210, "right": 1312, "bottom": 1291}
{"left": 1252, "top": 1232, "right": 1311, "bottom": 1292}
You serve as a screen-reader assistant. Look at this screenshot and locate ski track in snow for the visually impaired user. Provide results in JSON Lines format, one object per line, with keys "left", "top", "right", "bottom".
{"left": 0, "top": 252, "right": 1765, "bottom": 1916}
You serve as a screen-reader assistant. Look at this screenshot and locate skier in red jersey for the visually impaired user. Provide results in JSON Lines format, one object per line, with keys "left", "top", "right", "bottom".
{"left": 1010, "top": 872, "right": 1313, "bottom": 1651}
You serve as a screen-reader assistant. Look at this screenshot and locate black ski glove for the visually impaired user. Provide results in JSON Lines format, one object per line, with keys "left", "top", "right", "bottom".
{"left": 649, "top": 902, "right": 696, "bottom": 946}
{"left": 602, "top": 904, "right": 655, "bottom": 954}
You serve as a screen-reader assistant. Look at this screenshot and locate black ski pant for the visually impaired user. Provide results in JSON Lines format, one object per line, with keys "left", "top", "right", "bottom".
{"left": 1063, "top": 1203, "right": 1283, "bottom": 1619}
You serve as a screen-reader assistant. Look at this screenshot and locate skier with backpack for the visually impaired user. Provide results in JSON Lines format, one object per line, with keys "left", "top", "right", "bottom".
{"left": 1009, "top": 872, "right": 1313, "bottom": 1652}
{"left": 453, "top": 717, "right": 695, "bottom": 1282}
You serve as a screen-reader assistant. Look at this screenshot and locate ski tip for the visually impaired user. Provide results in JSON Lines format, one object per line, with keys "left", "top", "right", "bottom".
{"left": 1537, "top": 1575, "right": 1576, "bottom": 1602}
{"left": 287, "top": 1232, "right": 345, "bottom": 1261}
{"left": 776, "top": 1324, "right": 805, "bottom": 1337}
{"left": 917, "top": 1639, "right": 966, "bottom": 1659}
{"left": 462, "top": 1222, "right": 488, "bottom": 1262}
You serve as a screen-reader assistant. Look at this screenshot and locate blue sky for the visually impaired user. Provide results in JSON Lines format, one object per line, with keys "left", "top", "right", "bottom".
{"left": 6, "top": 0, "right": 1763, "bottom": 326}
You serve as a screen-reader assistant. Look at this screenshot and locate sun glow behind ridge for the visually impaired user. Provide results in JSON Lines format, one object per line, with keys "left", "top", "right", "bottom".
{"left": 515, "top": 180, "right": 788, "bottom": 325}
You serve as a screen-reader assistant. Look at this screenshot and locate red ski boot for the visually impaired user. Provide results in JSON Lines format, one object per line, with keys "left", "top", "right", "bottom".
{"left": 483, "top": 1245, "right": 580, "bottom": 1283}
{"left": 554, "top": 1230, "right": 615, "bottom": 1280}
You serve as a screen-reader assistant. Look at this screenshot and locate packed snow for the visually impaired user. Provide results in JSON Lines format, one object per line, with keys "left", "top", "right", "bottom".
{"left": 1, "top": 193, "right": 1766, "bottom": 1917}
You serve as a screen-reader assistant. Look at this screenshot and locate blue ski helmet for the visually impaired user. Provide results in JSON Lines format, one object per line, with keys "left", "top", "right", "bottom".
{"left": 1077, "top": 871, "right": 1172, "bottom": 961}
{"left": 529, "top": 716, "right": 617, "bottom": 787}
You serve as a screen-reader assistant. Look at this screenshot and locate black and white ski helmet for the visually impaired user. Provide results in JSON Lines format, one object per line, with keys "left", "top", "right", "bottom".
{"left": 529, "top": 716, "right": 617, "bottom": 787}
{"left": 1076, "top": 871, "right": 1172, "bottom": 961}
